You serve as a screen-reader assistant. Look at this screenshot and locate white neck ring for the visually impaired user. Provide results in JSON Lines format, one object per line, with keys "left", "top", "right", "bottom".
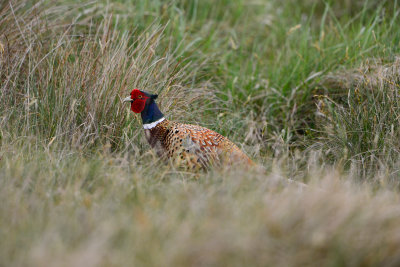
{"left": 143, "top": 117, "right": 165, "bottom": 130}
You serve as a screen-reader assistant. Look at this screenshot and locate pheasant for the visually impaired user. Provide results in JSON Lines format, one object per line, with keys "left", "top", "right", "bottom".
{"left": 123, "top": 89, "right": 254, "bottom": 169}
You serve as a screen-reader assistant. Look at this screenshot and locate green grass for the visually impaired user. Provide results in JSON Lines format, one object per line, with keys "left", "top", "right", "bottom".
{"left": 2, "top": 0, "right": 400, "bottom": 266}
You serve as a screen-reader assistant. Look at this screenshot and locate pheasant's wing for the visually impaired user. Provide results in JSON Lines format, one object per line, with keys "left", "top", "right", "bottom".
{"left": 178, "top": 123, "right": 236, "bottom": 168}
{"left": 186, "top": 124, "right": 255, "bottom": 166}
{"left": 165, "top": 122, "right": 253, "bottom": 169}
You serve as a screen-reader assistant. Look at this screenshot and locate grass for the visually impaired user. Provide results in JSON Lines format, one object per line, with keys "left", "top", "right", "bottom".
{"left": 2, "top": 0, "right": 400, "bottom": 266}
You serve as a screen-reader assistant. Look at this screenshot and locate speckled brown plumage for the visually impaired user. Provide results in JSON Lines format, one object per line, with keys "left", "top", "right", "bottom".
{"left": 144, "top": 118, "right": 254, "bottom": 169}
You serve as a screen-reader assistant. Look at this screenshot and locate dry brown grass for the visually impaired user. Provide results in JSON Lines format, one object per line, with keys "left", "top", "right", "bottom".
{"left": 1, "top": 149, "right": 400, "bottom": 266}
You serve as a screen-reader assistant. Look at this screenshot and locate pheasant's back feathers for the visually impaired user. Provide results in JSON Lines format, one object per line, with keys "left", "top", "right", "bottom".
{"left": 144, "top": 119, "right": 254, "bottom": 169}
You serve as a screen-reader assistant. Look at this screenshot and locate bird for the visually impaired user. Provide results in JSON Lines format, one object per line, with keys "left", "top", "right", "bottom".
{"left": 123, "top": 89, "right": 254, "bottom": 169}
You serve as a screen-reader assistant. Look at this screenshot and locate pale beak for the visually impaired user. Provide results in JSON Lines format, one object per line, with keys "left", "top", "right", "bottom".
{"left": 123, "top": 96, "right": 133, "bottom": 103}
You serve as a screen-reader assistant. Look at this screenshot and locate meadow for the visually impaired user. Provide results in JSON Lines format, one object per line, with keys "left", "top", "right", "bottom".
{"left": 1, "top": 0, "right": 400, "bottom": 266}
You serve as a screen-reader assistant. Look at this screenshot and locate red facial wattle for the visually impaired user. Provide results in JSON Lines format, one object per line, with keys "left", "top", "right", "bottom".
{"left": 129, "top": 89, "right": 149, "bottom": 113}
{"left": 131, "top": 99, "right": 146, "bottom": 113}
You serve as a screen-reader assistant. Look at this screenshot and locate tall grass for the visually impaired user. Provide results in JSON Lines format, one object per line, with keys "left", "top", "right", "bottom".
{"left": 0, "top": 0, "right": 214, "bottom": 152}
{"left": 2, "top": 0, "right": 400, "bottom": 266}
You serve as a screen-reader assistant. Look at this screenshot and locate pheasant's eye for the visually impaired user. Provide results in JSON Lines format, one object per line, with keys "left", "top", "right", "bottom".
{"left": 138, "top": 95, "right": 143, "bottom": 99}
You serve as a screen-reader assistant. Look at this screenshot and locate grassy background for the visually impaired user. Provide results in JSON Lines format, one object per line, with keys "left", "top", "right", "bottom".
{"left": 2, "top": 0, "right": 400, "bottom": 266}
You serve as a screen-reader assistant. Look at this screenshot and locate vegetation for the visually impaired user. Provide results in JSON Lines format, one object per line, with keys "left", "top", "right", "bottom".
{"left": 1, "top": 0, "right": 400, "bottom": 265}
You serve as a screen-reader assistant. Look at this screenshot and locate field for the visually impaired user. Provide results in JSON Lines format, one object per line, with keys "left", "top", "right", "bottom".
{"left": 2, "top": 0, "right": 400, "bottom": 266}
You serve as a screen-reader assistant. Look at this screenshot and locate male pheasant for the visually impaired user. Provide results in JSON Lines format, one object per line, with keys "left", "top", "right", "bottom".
{"left": 123, "top": 89, "right": 254, "bottom": 169}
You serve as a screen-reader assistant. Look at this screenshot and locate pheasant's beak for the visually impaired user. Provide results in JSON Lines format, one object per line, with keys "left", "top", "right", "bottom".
{"left": 123, "top": 96, "right": 133, "bottom": 103}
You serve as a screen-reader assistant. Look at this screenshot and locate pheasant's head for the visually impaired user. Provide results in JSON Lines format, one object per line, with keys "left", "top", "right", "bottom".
{"left": 123, "top": 89, "right": 158, "bottom": 113}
